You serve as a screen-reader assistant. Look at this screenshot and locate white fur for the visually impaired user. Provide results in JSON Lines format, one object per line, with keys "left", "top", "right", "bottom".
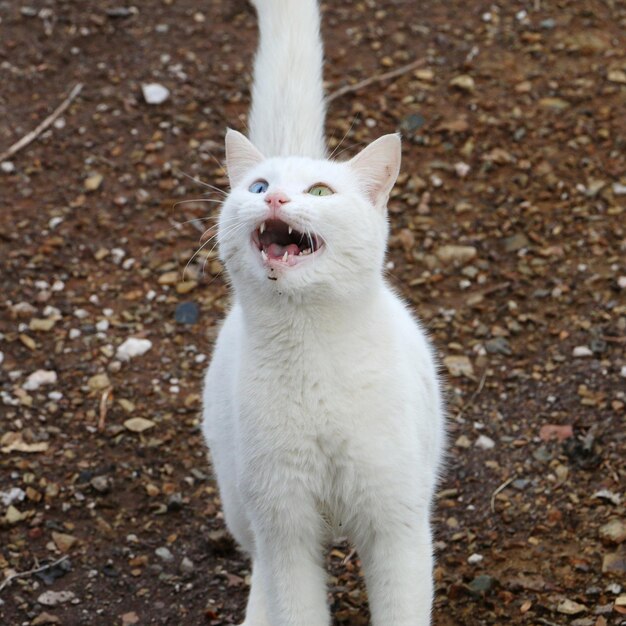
{"left": 202, "top": 1, "right": 445, "bottom": 625}
{"left": 248, "top": 0, "right": 326, "bottom": 158}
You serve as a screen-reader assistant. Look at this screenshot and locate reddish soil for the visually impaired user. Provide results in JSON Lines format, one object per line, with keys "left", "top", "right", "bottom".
{"left": 1, "top": 1, "right": 625, "bottom": 625}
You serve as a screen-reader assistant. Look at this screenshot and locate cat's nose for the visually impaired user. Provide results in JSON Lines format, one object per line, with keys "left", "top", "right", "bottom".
{"left": 264, "top": 191, "right": 290, "bottom": 211}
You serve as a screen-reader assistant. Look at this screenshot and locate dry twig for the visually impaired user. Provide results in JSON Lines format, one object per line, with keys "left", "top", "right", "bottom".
{"left": 98, "top": 387, "right": 113, "bottom": 432}
{"left": 490, "top": 475, "right": 516, "bottom": 513}
{"left": 0, "top": 83, "right": 83, "bottom": 163}
{"left": 455, "top": 368, "right": 488, "bottom": 422}
{"left": 327, "top": 58, "right": 426, "bottom": 103}
{"left": 0, "top": 555, "right": 69, "bottom": 593}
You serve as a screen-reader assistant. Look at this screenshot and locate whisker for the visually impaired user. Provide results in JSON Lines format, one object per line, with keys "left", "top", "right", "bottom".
{"left": 172, "top": 198, "right": 224, "bottom": 209}
{"left": 183, "top": 221, "right": 248, "bottom": 280}
{"left": 167, "top": 213, "right": 246, "bottom": 234}
{"left": 329, "top": 114, "right": 360, "bottom": 160}
{"left": 176, "top": 170, "right": 228, "bottom": 196}
{"left": 199, "top": 223, "right": 250, "bottom": 278}
{"left": 333, "top": 141, "right": 366, "bottom": 161}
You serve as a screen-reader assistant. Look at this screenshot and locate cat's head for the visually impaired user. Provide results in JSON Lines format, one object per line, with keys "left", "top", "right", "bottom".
{"left": 218, "top": 129, "right": 401, "bottom": 301}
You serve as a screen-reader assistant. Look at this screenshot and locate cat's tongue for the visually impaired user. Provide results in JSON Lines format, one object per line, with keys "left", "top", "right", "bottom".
{"left": 266, "top": 242, "right": 300, "bottom": 260}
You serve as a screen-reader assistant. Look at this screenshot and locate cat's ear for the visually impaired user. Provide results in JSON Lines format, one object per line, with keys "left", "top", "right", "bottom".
{"left": 348, "top": 134, "right": 401, "bottom": 210}
{"left": 225, "top": 128, "right": 265, "bottom": 188}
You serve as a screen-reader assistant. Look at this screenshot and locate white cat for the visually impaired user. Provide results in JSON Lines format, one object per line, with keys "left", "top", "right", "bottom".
{"left": 202, "top": 0, "right": 445, "bottom": 625}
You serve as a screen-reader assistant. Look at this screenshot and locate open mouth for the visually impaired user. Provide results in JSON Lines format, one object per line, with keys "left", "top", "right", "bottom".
{"left": 251, "top": 219, "right": 322, "bottom": 266}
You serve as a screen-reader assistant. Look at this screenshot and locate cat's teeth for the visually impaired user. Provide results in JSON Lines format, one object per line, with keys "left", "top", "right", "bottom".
{"left": 259, "top": 222, "right": 266, "bottom": 234}
{"left": 261, "top": 249, "right": 268, "bottom": 261}
{"left": 282, "top": 251, "right": 289, "bottom": 262}
{"left": 288, "top": 226, "right": 293, "bottom": 235}
{"left": 301, "top": 248, "right": 311, "bottom": 255}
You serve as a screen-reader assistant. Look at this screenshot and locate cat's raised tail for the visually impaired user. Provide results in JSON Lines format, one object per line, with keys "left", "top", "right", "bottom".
{"left": 248, "top": 0, "right": 327, "bottom": 159}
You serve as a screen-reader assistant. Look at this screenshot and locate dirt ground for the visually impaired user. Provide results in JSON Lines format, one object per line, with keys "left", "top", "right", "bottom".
{"left": 1, "top": 1, "right": 625, "bottom": 625}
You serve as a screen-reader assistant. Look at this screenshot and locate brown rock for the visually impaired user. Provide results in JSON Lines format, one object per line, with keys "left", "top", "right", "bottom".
{"left": 599, "top": 520, "right": 626, "bottom": 545}
{"left": 435, "top": 245, "right": 477, "bottom": 265}
{"left": 443, "top": 355, "right": 474, "bottom": 378}
{"left": 121, "top": 611, "right": 140, "bottom": 625}
{"left": 32, "top": 612, "right": 61, "bottom": 625}
{"left": 52, "top": 531, "right": 78, "bottom": 552}
{"left": 602, "top": 552, "right": 626, "bottom": 574}
{"left": 124, "top": 417, "right": 156, "bottom": 433}
{"left": 88, "top": 373, "right": 111, "bottom": 391}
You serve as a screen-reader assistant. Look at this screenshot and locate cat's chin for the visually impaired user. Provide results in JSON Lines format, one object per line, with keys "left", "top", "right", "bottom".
{"left": 251, "top": 218, "right": 324, "bottom": 269}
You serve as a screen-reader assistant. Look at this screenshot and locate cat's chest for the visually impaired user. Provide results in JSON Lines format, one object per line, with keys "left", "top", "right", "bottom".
{"left": 239, "top": 335, "right": 377, "bottom": 429}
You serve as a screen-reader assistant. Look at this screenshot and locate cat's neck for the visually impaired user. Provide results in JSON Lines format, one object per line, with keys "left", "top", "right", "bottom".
{"left": 233, "top": 275, "right": 388, "bottom": 338}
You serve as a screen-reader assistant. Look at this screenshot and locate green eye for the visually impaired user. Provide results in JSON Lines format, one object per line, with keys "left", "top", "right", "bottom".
{"left": 308, "top": 184, "right": 334, "bottom": 197}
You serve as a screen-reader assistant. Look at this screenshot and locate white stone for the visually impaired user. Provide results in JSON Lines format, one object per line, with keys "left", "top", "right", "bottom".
{"left": 37, "top": 590, "right": 76, "bottom": 606}
{"left": 155, "top": 546, "right": 174, "bottom": 562}
{"left": 0, "top": 487, "right": 25, "bottom": 507}
{"left": 468, "top": 553, "right": 484, "bottom": 564}
{"left": 116, "top": 338, "right": 153, "bottom": 361}
{"left": 454, "top": 161, "right": 470, "bottom": 178}
{"left": 618, "top": 276, "right": 626, "bottom": 289}
{"left": 475, "top": 434, "right": 495, "bottom": 450}
{"left": 23, "top": 369, "right": 58, "bottom": 390}
{"left": 111, "top": 247, "right": 126, "bottom": 263}
{"left": 1, "top": 161, "right": 15, "bottom": 173}
{"left": 573, "top": 346, "right": 593, "bottom": 358}
{"left": 142, "top": 82, "right": 170, "bottom": 104}
{"left": 96, "top": 319, "right": 109, "bottom": 332}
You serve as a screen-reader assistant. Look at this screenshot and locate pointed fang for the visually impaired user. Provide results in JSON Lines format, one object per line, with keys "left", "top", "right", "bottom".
{"left": 260, "top": 222, "right": 266, "bottom": 234}
{"left": 288, "top": 225, "right": 293, "bottom": 235}
{"left": 282, "top": 251, "right": 289, "bottom": 262}
{"left": 261, "top": 249, "right": 268, "bottom": 261}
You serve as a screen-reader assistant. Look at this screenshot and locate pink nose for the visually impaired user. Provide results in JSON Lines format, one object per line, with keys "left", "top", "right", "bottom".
{"left": 265, "top": 191, "right": 290, "bottom": 211}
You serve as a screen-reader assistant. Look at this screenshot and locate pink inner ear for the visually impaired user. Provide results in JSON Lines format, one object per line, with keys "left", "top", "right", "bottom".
{"left": 225, "top": 129, "right": 265, "bottom": 188}
{"left": 347, "top": 134, "right": 401, "bottom": 208}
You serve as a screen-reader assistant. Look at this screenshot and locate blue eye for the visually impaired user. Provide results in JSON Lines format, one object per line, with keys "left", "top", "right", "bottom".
{"left": 249, "top": 179, "right": 269, "bottom": 194}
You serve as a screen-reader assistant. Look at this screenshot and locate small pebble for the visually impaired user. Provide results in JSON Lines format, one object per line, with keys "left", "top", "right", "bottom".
{"left": 475, "top": 435, "right": 495, "bottom": 450}
{"left": 180, "top": 557, "right": 195, "bottom": 574}
{"left": 37, "top": 590, "right": 76, "bottom": 606}
{"left": 23, "top": 369, "right": 57, "bottom": 390}
{"left": 0, "top": 487, "right": 26, "bottom": 507}
{"left": 142, "top": 83, "right": 170, "bottom": 104}
{"left": 175, "top": 302, "right": 199, "bottom": 325}
{"left": 155, "top": 546, "right": 174, "bottom": 562}
{"left": 116, "top": 337, "right": 153, "bottom": 361}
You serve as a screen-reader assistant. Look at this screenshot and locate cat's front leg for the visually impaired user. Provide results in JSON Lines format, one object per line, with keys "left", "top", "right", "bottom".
{"left": 240, "top": 565, "right": 271, "bottom": 626}
{"left": 252, "top": 511, "right": 330, "bottom": 626}
{"left": 359, "top": 517, "right": 434, "bottom": 626}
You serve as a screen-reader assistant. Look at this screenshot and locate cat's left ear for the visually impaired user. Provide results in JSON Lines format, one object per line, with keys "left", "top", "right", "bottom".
{"left": 225, "top": 128, "right": 265, "bottom": 188}
{"left": 348, "top": 133, "right": 401, "bottom": 210}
